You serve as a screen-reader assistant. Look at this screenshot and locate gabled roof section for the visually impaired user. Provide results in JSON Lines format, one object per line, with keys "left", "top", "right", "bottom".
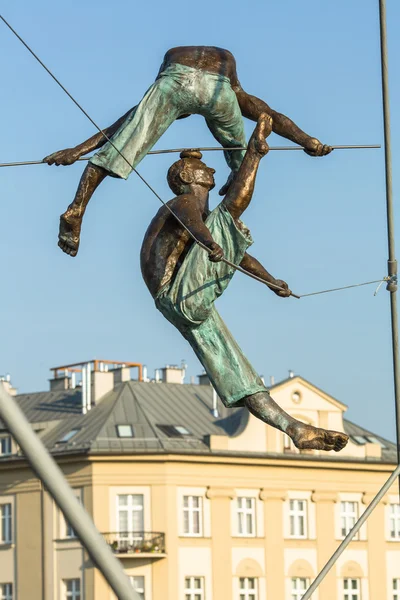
{"left": 269, "top": 375, "right": 348, "bottom": 411}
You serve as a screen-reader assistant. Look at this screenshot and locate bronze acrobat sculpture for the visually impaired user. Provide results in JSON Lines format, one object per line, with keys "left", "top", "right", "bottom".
{"left": 44, "top": 46, "right": 332, "bottom": 257}
{"left": 140, "top": 114, "right": 348, "bottom": 452}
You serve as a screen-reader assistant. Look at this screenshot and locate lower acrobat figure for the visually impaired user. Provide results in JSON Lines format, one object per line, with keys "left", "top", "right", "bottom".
{"left": 43, "top": 46, "right": 332, "bottom": 257}
{"left": 140, "top": 114, "right": 348, "bottom": 452}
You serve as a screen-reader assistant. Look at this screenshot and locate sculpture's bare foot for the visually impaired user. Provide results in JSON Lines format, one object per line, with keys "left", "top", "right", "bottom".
{"left": 248, "top": 113, "right": 273, "bottom": 156}
{"left": 287, "top": 422, "right": 349, "bottom": 452}
{"left": 58, "top": 210, "right": 82, "bottom": 257}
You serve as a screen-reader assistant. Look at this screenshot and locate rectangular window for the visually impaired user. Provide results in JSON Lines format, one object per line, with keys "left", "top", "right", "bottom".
{"left": 289, "top": 500, "right": 307, "bottom": 538}
{"left": 185, "top": 577, "right": 204, "bottom": 600}
{"left": 130, "top": 576, "right": 145, "bottom": 600}
{"left": 0, "top": 504, "right": 12, "bottom": 544}
{"left": 394, "top": 578, "right": 400, "bottom": 600}
{"left": 239, "top": 577, "right": 258, "bottom": 600}
{"left": 343, "top": 578, "right": 360, "bottom": 600}
{"left": 117, "top": 495, "right": 144, "bottom": 545}
{"left": 0, "top": 437, "right": 11, "bottom": 456}
{"left": 237, "top": 497, "right": 256, "bottom": 536}
{"left": 291, "top": 578, "right": 309, "bottom": 600}
{"left": 340, "top": 502, "right": 358, "bottom": 538}
{"left": 64, "top": 492, "right": 82, "bottom": 538}
{"left": 389, "top": 504, "right": 400, "bottom": 540}
{"left": 183, "top": 496, "right": 203, "bottom": 536}
{"left": 63, "top": 579, "right": 81, "bottom": 600}
{"left": 0, "top": 584, "right": 13, "bottom": 600}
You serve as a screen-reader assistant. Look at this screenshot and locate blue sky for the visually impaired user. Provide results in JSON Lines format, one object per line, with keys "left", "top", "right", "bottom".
{"left": 1, "top": 0, "right": 399, "bottom": 440}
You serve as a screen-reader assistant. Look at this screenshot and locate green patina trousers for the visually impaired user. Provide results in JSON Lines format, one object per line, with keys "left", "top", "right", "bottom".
{"left": 90, "top": 63, "right": 247, "bottom": 179}
{"left": 155, "top": 203, "right": 267, "bottom": 408}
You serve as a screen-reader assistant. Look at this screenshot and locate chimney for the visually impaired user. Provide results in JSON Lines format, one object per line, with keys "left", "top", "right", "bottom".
{"left": 289, "top": 370, "right": 294, "bottom": 379}
{"left": 0, "top": 374, "right": 17, "bottom": 397}
{"left": 198, "top": 373, "right": 210, "bottom": 386}
{"left": 112, "top": 366, "right": 131, "bottom": 385}
{"left": 270, "top": 375, "right": 275, "bottom": 386}
{"left": 160, "top": 365, "right": 186, "bottom": 384}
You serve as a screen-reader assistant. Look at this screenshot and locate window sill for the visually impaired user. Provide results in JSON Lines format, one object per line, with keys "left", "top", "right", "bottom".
{"left": 179, "top": 535, "right": 210, "bottom": 539}
{"left": 0, "top": 543, "right": 14, "bottom": 550}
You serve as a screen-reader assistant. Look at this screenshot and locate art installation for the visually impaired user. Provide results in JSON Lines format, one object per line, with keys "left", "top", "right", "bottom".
{"left": 1, "top": 17, "right": 397, "bottom": 599}
{"left": 43, "top": 46, "right": 332, "bottom": 257}
{"left": 141, "top": 114, "right": 348, "bottom": 452}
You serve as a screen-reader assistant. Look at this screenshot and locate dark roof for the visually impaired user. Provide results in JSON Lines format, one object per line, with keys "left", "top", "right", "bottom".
{"left": 0, "top": 381, "right": 396, "bottom": 464}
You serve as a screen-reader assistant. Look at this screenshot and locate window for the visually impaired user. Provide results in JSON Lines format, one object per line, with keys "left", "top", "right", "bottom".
{"left": 183, "top": 496, "right": 202, "bottom": 536}
{"left": 116, "top": 425, "right": 134, "bottom": 438}
{"left": 237, "top": 497, "right": 256, "bottom": 536}
{"left": 157, "top": 424, "right": 191, "bottom": 437}
{"left": 63, "top": 579, "right": 81, "bottom": 600}
{"left": 289, "top": 500, "right": 307, "bottom": 538}
{"left": 0, "top": 584, "right": 12, "bottom": 600}
{"left": 0, "top": 505, "right": 12, "bottom": 544}
{"left": 340, "top": 502, "right": 358, "bottom": 538}
{"left": 343, "top": 578, "right": 360, "bottom": 600}
{"left": 117, "top": 495, "right": 144, "bottom": 544}
{"left": 389, "top": 504, "right": 400, "bottom": 540}
{"left": 130, "top": 576, "right": 145, "bottom": 600}
{"left": 58, "top": 429, "right": 80, "bottom": 443}
{"left": 185, "top": 577, "right": 204, "bottom": 600}
{"left": 0, "top": 437, "right": 11, "bottom": 456}
{"left": 64, "top": 492, "right": 82, "bottom": 538}
{"left": 239, "top": 577, "right": 258, "bottom": 600}
{"left": 291, "top": 578, "right": 309, "bottom": 600}
{"left": 393, "top": 578, "right": 400, "bottom": 600}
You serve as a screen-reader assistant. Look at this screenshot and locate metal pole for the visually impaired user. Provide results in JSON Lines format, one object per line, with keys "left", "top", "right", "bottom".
{"left": 379, "top": 0, "right": 400, "bottom": 493}
{"left": 0, "top": 385, "right": 139, "bottom": 600}
{"left": 0, "top": 145, "right": 381, "bottom": 168}
{"left": 301, "top": 464, "right": 400, "bottom": 600}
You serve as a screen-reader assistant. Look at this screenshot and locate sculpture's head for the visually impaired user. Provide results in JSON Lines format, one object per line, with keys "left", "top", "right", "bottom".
{"left": 167, "top": 150, "right": 216, "bottom": 194}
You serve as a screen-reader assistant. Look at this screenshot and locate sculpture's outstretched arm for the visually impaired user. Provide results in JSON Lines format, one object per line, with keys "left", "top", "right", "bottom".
{"left": 43, "top": 105, "right": 137, "bottom": 165}
{"left": 240, "top": 253, "right": 290, "bottom": 297}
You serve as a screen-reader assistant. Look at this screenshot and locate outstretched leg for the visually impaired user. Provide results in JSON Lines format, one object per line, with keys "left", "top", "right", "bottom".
{"left": 244, "top": 392, "right": 349, "bottom": 452}
{"left": 58, "top": 164, "right": 107, "bottom": 256}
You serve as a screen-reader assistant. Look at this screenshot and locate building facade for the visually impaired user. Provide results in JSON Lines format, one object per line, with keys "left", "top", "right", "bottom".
{"left": 0, "top": 363, "right": 399, "bottom": 600}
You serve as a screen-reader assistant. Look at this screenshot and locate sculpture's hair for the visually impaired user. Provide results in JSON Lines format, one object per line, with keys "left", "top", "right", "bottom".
{"left": 167, "top": 150, "right": 204, "bottom": 195}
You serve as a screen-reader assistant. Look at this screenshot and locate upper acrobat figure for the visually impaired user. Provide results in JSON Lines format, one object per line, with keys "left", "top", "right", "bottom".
{"left": 44, "top": 46, "right": 332, "bottom": 257}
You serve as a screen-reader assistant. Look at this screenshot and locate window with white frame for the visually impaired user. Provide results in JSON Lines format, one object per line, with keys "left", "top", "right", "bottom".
{"left": 63, "top": 579, "right": 81, "bottom": 600}
{"left": 0, "top": 504, "right": 12, "bottom": 544}
{"left": 389, "top": 504, "right": 400, "bottom": 540}
{"left": 0, "top": 584, "right": 12, "bottom": 600}
{"left": 183, "top": 496, "right": 203, "bottom": 536}
{"left": 117, "top": 495, "right": 144, "bottom": 544}
{"left": 239, "top": 577, "right": 258, "bottom": 600}
{"left": 291, "top": 578, "right": 309, "bottom": 600}
{"left": 237, "top": 497, "right": 256, "bottom": 536}
{"left": 343, "top": 578, "right": 361, "bottom": 600}
{"left": 0, "top": 437, "right": 11, "bottom": 456}
{"left": 340, "top": 502, "right": 358, "bottom": 538}
{"left": 393, "top": 578, "right": 400, "bottom": 600}
{"left": 185, "top": 577, "right": 204, "bottom": 600}
{"left": 289, "top": 499, "right": 307, "bottom": 538}
{"left": 130, "top": 576, "right": 145, "bottom": 600}
{"left": 64, "top": 492, "right": 82, "bottom": 538}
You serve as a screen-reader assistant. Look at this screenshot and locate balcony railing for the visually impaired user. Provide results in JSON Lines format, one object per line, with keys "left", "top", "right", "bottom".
{"left": 103, "top": 531, "right": 165, "bottom": 555}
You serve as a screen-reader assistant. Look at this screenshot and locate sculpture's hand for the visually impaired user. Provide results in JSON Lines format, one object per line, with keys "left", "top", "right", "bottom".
{"left": 304, "top": 138, "right": 332, "bottom": 157}
{"left": 271, "top": 279, "right": 291, "bottom": 298}
{"left": 43, "top": 148, "right": 81, "bottom": 166}
{"left": 208, "top": 242, "right": 224, "bottom": 262}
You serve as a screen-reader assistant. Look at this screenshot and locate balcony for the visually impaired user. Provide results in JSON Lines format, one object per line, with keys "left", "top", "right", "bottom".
{"left": 103, "top": 532, "right": 166, "bottom": 558}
